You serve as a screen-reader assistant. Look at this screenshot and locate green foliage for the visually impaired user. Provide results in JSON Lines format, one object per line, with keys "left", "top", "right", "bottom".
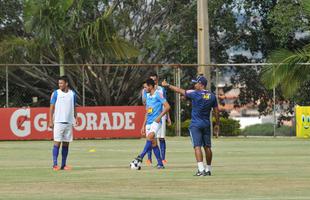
{"left": 0, "top": 36, "right": 39, "bottom": 62}
{"left": 0, "top": 0, "right": 141, "bottom": 107}
{"left": 24, "top": 0, "right": 76, "bottom": 44}
{"left": 294, "top": 80, "right": 310, "bottom": 106}
{"left": 302, "top": 0, "right": 310, "bottom": 15}
{"left": 262, "top": 46, "right": 310, "bottom": 97}
{"left": 166, "top": 119, "right": 191, "bottom": 137}
{"left": 167, "top": 118, "right": 241, "bottom": 137}
{"left": 215, "top": 117, "right": 241, "bottom": 136}
{"left": 0, "top": 0, "right": 23, "bottom": 38}
{"left": 1, "top": 0, "right": 308, "bottom": 111}
{"left": 79, "top": 11, "right": 139, "bottom": 59}
{"left": 217, "top": 0, "right": 282, "bottom": 116}
{"left": 0, "top": 0, "right": 138, "bottom": 64}
{"left": 267, "top": 1, "right": 306, "bottom": 46}
{"left": 262, "top": 0, "right": 310, "bottom": 98}
{"left": 242, "top": 123, "right": 294, "bottom": 136}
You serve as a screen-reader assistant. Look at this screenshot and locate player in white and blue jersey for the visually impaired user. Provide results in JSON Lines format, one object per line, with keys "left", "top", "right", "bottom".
{"left": 162, "top": 75, "right": 220, "bottom": 176}
{"left": 134, "top": 78, "right": 170, "bottom": 169}
{"left": 48, "top": 76, "right": 77, "bottom": 171}
{"left": 141, "top": 73, "right": 171, "bottom": 166}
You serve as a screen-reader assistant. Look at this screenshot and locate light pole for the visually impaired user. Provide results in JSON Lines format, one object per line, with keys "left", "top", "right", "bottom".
{"left": 197, "top": 0, "right": 214, "bottom": 137}
{"left": 197, "top": 0, "right": 211, "bottom": 91}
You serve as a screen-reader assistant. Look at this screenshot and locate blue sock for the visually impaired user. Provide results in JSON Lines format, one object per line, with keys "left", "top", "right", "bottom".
{"left": 153, "top": 145, "right": 163, "bottom": 166}
{"left": 52, "top": 145, "right": 60, "bottom": 167}
{"left": 159, "top": 139, "right": 166, "bottom": 160}
{"left": 139, "top": 140, "right": 152, "bottom": 159}
{"left": 61, "top": 146, "right": 69, "bottom": 168}
{"left": 147, "top": 149, "right": 152, "bottom": 161}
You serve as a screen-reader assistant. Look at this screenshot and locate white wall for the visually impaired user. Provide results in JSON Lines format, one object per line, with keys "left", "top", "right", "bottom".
{"left": 232, "top": 115, "right": 274, "bottom": 129}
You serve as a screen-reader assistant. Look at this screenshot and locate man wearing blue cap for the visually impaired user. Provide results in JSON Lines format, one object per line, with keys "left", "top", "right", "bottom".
{"left": 162, "top": 75, "right": 219, "bottom": 176}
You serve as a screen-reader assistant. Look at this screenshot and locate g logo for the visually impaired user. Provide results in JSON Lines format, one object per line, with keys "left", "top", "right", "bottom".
{"left": 10, "top": 109, "right": 31, "bottom": 137}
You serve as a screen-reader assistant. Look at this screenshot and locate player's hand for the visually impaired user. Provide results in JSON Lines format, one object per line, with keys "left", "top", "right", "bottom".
{"left": 161, "top": 79, "right": 169, "bottom": 87}
{"left": 73, "top": 118, "right": 79, "bottom": 127}
{"left": 141, "top": 127, "right": 146, "bottom": 137}
{"left": 155, "top": 117, "right": 161, "bottom": 123}
{"left": 213, "top": 124, "right": 220, "bottom": 138}
{"left": 48, "top": 121, "right": 54, "bottom": 129}
{"left": 167, "top": 118, "right": 172, "bottom": 126}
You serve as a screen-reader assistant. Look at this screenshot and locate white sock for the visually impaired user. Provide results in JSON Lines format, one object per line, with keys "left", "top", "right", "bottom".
{"left": 197, "top": 162, "right": 205, "bottom": 172}
{"left": 206, "top": 165, "right": 212, "bottom": 172}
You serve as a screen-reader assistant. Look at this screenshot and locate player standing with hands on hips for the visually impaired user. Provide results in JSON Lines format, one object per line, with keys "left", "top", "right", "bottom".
{"left": 162, "top": 75, "right": 219, "bottom": 176}
{"left": 49, "top": 76, "right": 77, "bottom": 171}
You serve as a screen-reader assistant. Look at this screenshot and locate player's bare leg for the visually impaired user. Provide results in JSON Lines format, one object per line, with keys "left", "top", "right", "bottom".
{"left": 193, "top": 146, "right": 207, "bottom": 176}
{"left": 204, "top": 146, "right": 212, "bottom": 175}
{"left": 194, "top": 146, "right": 203, "bottom": 163}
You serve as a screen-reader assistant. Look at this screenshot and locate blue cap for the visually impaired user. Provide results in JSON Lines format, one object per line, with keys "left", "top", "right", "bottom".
{"left": 191, "top": 75, "right": 208, "bottom": 86}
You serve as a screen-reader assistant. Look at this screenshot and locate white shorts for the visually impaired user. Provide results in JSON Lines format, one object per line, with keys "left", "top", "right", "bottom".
{"left": 53, "top": 123, "right": 73, "bottom": 142}
{"left": 157, "top": 115, "right": 166, "bottom": 138}
{"left": 146, "top": 122, "right": 162, "bottom": 138}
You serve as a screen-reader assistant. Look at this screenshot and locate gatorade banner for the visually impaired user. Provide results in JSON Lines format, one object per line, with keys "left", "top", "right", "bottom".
{"left": 0, "top": 106, "right": 145, "bottom": 140}
{"left": 296, "top": 105, "right": 310, "bottom": 138}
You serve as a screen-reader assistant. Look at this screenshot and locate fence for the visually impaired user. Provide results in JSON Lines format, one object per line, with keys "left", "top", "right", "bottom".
{"left": 0, "top": 63, "right": 296, "bottom": 137}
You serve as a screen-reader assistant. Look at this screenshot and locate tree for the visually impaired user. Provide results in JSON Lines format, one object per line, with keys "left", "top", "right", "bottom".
{"left": 262, "top": 0, "right": 310, "bottom": 97}
{"left": 3, "top": 0, "right": 201, "bottom": 107}
{"left": 1, "top": 0, "right": 304, "bottom": 113}
{"left": 0, "top": 0, "right": 139, "bottom": 106}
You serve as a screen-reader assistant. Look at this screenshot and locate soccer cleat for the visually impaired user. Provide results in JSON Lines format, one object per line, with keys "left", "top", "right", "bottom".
{"left": 194, "top": 170, "right": 207, "bottom": 176}
{"left": 162, "top": 160, "right": 168, "bottom": 164}
{"left": 156, "top": 164, "right": 165, "bottom": 169}
{"left": 146, "top": 159, "right": 152, "bottom": 166}
{"left": 53, "top": 165, "right": 60, "bottom": 171}
{"left": 61, "top": 165, "right": 72, "bottom": 170}
{"left": 205, "top": 171, "right": 211, "bottom": 176}
{"left": 135, "top": 155, "right": 143, "bottom": 163}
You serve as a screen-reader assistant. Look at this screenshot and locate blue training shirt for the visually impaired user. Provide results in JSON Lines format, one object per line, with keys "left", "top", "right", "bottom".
{"left": 185, "top": 90, "right": 218, "bottom": 128}
{"left": 142, "top": 85, "right": 167, "bottom": 103}
{"left": 145, "top": 90, "right": 167, "bottom": 125}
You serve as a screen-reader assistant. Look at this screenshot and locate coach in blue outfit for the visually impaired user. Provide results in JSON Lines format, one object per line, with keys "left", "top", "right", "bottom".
{"left": 162, "top": 75, "right": 219, "bottom": 176}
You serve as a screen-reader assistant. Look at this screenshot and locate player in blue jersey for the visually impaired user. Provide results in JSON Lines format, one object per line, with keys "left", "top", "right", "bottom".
{"left": 141, "top": 73, "right": 171, "bottom": 166}
{"left": 162, "top": 75, "right": 220, "bottom": 176}
{"left": 133, "top": 78, "right": 170, "bottom": 169}
{"left": 48, "top": 76, "right": 77, "bottom": 171}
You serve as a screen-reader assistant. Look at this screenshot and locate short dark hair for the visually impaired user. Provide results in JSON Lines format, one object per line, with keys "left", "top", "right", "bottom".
{"left": 149, "top": 72, "right": 158, "bottom": 78}
{"left": 58, "top": 75, "right": 69, "bottom": 83}
{"left": 145, "top": 78, "right": 155, "bottom": 87}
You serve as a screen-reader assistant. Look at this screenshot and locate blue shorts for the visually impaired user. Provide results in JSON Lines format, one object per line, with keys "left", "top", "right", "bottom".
{"left": 189, "top": 126, "right": 211, "bottom": 147}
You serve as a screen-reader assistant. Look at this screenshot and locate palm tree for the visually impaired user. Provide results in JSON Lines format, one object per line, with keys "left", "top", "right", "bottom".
{"left": 262, "top": 0, "right": 310, "bottom": 97}
{"left": 23, "top": 0, "right": 138, "bottom": 75}
{"left": 0, "top": 0, "right": 140, "bottom": 106}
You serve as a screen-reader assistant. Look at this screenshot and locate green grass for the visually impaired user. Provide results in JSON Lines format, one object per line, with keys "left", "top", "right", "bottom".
{"left": 0, "top": 137, "right": 310, "bottom": 200}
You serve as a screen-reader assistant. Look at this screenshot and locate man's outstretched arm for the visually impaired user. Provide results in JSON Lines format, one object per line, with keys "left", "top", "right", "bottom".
{"left": 161, "top": 80, "right": 186, "bottom": 96}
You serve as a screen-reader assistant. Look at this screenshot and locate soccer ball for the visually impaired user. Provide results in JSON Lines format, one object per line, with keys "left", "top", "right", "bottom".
{"left": 130, "top": 159, "right": 141, "bottom": 170}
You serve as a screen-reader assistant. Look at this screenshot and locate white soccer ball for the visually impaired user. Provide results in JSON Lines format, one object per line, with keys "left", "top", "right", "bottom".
{"left": 130, "top": 159, "right": 141, "bottom": 170}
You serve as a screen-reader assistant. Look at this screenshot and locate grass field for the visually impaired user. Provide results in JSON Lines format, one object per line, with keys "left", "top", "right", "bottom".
{"left": 0, "top": 137, "right": 310, "bottom": 200}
